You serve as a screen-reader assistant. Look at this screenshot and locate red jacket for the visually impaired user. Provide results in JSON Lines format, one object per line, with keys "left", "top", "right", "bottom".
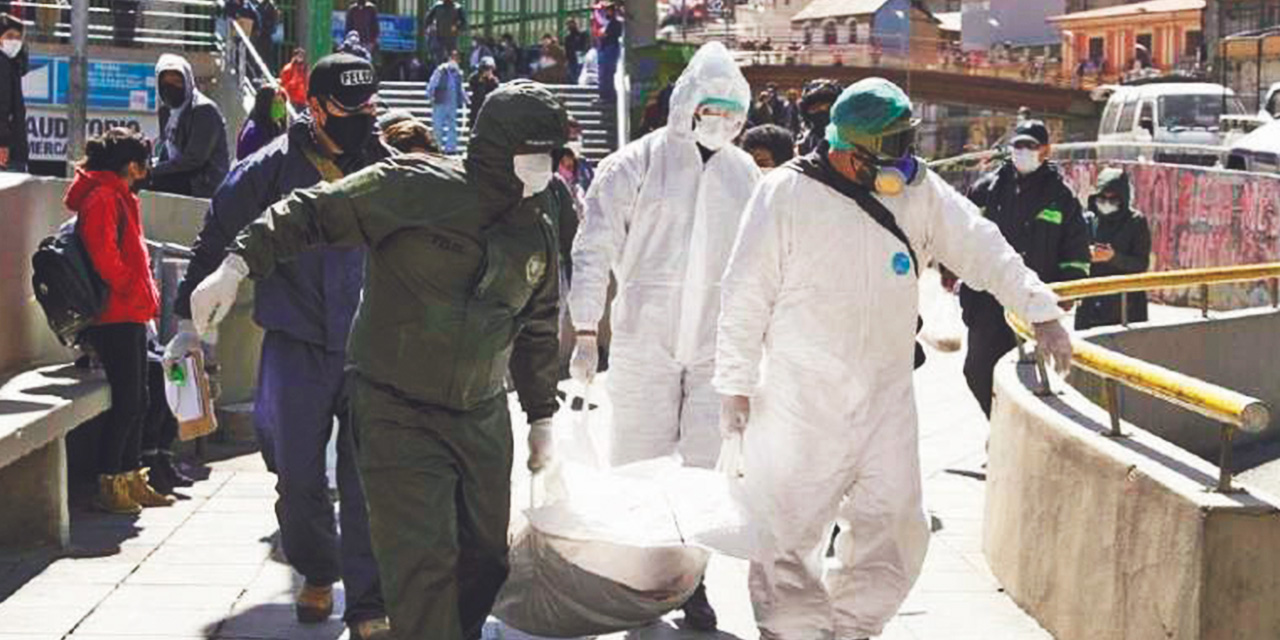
{"left": 280, "top": 61, "right": 308, "bottom": 107}
{"left": 64, "top": 169, "right": 159, "bottom": 325}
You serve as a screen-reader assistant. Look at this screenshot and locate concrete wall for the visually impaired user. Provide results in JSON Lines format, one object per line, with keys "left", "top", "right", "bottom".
{"left": 0, "top": 175, "right": 261, "bottom": 405}
{"left": 1073, "top": 309, "right": 1280, "bottom": 461}
{"left": 986, "top": 356, "right": 1280, "bottom": 640}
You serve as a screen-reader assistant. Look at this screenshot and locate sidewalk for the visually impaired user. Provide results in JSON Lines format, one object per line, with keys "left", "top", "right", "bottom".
{"left": 0, "top": 277, "right": 1055, "bottom": 640}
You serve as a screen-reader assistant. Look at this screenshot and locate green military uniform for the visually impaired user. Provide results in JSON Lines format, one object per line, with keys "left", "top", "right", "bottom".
{"left": 231, "top": 81, "right": 571, "bottom": 640}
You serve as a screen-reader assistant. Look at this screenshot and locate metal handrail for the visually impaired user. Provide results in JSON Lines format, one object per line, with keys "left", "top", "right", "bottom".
{"left": 1007, "top": 264, "right": 1280, "bottom": 493}
{"left": 226, "top": 19, "right": 299, "bottom": 122}
{"left": 929, "top": 141, "right": 1232, "bottom": 170}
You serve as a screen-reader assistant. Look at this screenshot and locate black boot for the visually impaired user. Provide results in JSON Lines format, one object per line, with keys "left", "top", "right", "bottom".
{"left": 141, "top": 453, "right": 176, "bottom": 495}
{"left": 157, "top": 451, "right": 195, "bottom": 487}
{"left": 680, "top": 582, "right": 718, "bottom": 632}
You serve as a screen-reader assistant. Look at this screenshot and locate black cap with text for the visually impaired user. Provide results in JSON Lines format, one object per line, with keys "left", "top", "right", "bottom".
{"left": 308, "top": 53, "right": 377, "bottom": 112}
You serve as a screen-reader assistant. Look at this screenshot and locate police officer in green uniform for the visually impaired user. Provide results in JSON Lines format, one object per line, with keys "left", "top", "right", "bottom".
{"left": 187, "top": 80, "right": 571, "bottom": 640}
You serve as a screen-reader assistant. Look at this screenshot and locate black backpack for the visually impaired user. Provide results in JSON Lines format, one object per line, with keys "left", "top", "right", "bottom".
{"left": 31, "top": 219, "right": 109, "bottom": 346}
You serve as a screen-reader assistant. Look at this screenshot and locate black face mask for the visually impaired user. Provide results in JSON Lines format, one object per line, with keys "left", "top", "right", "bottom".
{"left": 803, "top": 109, "right": 831, "bottom": 133}
{"left": 322, "top": 112, "right": 374, "bottom": 155}
{"left": 160, "top": 84, "right": 185, "bottom": 109}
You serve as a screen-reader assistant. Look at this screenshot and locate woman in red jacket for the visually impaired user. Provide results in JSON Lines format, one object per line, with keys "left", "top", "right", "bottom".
{"left": 65, "top": 128, "right": 172, "bottom": 514}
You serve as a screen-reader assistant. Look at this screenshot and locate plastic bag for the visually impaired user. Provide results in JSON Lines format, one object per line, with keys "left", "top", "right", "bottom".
{"left": 492, "top": 385, "right": 765, "bottom": 637}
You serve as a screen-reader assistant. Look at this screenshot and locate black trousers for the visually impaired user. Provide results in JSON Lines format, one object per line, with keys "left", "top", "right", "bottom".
{"left": 961, "top": 288, "right": 1019, "bottom": 418}
{"left": 143, "top": 359, "right": 179, "bottom": 453}
{"left": 83, "top": 323, "right": 149, "bottom": 475}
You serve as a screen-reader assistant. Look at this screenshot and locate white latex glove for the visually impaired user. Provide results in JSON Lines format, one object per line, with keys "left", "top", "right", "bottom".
{"left": 1033, "top": 319, "right": 1073, "bottom": 376}
{"left": 527, "top": 418, "right": 555, "bottom": 473}
{"left": 720, "top": 395, "right": 751, "bottom": 438}
{"left": 163, "top": 319, "right": 202, "bottom": 365}
{"left": 191, "top": 254, "right": 249, "bottom": 336}
{"left": 569, "top": 334, "right": 599, "bottom": 383}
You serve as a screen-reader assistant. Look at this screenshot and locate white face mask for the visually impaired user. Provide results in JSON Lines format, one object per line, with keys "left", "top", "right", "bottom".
{"left": 1, "top": 40, "right": 22, "bottom": 59}
{"left": 1096, "top": 201, "right": 1120, "bottom": 215}
{"left": 513, "top": 153, "right": 553, "bottom": 198}
{"left": 1011, "top": 148, "right": 1043, "bottom": 175}
{"left": 694, "top": 115, "right": 742, "bottom": 151}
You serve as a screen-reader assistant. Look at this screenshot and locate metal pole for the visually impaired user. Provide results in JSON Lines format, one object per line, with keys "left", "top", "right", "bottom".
{"left": 1104, "top": 378, "right": 1124, "bottom": 437}
{"left": 1271, "top": 277, "right": 1279, "bottom": 308}
{"left": 67, "top": 0, "right": 89, "bottom": 174}
{"left": 1217, "top": 425, "right": 1237, "bottom": 493}
{"left": 1200, "top": 283, "right": 1210, "bottom": 318}
{"left": 1121, "top": 292, "right": 1130, "bottom": 327}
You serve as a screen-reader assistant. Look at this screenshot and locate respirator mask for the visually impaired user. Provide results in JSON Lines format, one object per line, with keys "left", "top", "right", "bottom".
{"left": 827, "top": 121, "right": 924, "bottom": 196}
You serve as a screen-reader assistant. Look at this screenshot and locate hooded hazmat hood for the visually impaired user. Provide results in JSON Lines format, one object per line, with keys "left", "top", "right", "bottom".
{"left": 666, "top": 41, "right": 751, "bottom": 139}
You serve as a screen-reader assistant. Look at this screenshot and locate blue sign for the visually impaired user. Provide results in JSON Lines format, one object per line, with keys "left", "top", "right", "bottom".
{"left": 23, "top": 56, "right": 156, "bottom": 112}
{"left": 332, "top": 13, "right": 418, "bottom": 53}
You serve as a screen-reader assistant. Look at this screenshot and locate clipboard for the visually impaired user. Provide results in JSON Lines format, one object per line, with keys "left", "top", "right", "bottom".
{"left": 165, "top": 350, "right": 219, "bottom": 442}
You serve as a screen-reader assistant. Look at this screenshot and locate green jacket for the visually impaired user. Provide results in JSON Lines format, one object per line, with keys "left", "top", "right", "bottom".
{"left": 232, "top": 81, "right": 572, "bottom": 421}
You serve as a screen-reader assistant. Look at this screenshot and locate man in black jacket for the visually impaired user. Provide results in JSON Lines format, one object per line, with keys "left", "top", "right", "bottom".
{"left": 954, "top": 120, "right": 1091, "bottom": 417}
{"left": 150, "top": 53, "right": 231, "bottom": 197}
{"left": 0, "top": 13, "right": 28, "bottom": 173}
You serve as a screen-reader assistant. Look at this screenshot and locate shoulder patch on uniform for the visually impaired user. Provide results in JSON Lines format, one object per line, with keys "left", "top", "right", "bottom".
{"left": 526, "top": 253, "right": 547, "bottom": 285}
{"left": 1037, "top": 208, "right": 1063, "bottom": 225}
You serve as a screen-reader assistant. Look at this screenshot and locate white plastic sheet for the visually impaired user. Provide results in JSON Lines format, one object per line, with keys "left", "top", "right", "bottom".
{"left": 492, "top": 386, "right": 766, "bottom": 637}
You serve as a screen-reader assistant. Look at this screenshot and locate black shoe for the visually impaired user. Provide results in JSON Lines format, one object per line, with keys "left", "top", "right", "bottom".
{"left": 680, "top": 583, "right": 718, "bottom": 632}
{"left": 141, "top": 454, "right": 176, "bottom": 495}
{"left": 156, "top": 451, "right": 195, "bottom": 487}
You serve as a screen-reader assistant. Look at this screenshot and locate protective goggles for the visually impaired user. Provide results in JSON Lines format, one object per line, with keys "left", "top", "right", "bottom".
{"left": 827, "top": 118, "right": 920, "bottom": 161}
{"left": 695, "top": 97, "right": 748, "bottom": 117}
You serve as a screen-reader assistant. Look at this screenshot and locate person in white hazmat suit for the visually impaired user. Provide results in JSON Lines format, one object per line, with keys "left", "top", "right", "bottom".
{"left": 714, "top": 78, "right": 1074, "bottom": 640}
{"left": 567, "top": 40, "right": 761, "bottom": 631}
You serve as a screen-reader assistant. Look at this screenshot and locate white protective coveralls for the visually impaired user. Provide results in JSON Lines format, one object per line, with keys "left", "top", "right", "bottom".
{"left": 569, "top": 41, "right": 761, "bottom": 469}
{"left": 714, "top": 168, "right": 1064, "bottom": 639}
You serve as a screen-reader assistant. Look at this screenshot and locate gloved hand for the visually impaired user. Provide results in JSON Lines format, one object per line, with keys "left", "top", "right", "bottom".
{"left": 720, "top": 395, "right": 751, "bottom": 438}
{"left": 569, "top": 333, "right": 599, "bottom": 383}
{"left": 1033, "top": 319, "right": 1073, "bottom": 376}
{"left": 191, "top": 254, "right": 250, "bottom": 336}
{"left": 527, "top": 418, "right": 554, "bottom": 473}
{"left": 939, "top": 265, "right": 959, "bottom": 293}
{"left": 163, "top": 319, "right": 202, "bottom": 365}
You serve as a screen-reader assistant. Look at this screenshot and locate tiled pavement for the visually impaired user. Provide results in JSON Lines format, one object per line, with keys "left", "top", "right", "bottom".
{"left": 0, "top": 271, "right": 1056, "bottom": 639}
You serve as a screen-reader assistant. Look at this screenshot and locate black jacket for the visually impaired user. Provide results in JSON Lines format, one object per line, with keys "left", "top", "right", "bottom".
{"left": 0, "top": 46, "right": 29, "bottom": 165}
{"left": 1075, "top": 170, "right": 1151, "bottom": 330}
{"left": 960, "top": 160, "right": 1092, "bottom": 329}
{"left": 152, "top": 55, "right": 231, "bottom": 198}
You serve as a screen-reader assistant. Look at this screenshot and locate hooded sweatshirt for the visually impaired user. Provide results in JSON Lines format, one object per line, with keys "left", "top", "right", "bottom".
{"left": 152, "top": 54, "right": 231, "bottom": 198}
{"left": 1076, "top": 169, "right": 1151, "bottom": 329}
{"left": 65, "top": 169, "right": 160, "bottom": 325}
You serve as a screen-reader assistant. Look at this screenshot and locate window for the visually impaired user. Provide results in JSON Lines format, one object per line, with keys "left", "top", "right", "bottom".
{"left": 1100, "top": 102, "right": 1119, "bottom": 135}
{"left": 1139, "top": 101, "right": 1155, "bottom": 132}
{"left": 849, "top": 20, "right": 858, "bottom": 44}
{"left": 1136, "top": 33, "right": 1153, "bottom": 50}
{"left": 1158, "top": 94, "right": 1247, "bottom": 130}
{"left": 1119, "top": 94, "right": 1140, "bottom": 132}
{"left": 823, "top": 20, "right": 838, "bottom": 45}
{"left": 1184, "top": 30, "right": 1203, "bottom": 61}
{"left": 1088, "top": 36, "right": 1105, "bottom": 63}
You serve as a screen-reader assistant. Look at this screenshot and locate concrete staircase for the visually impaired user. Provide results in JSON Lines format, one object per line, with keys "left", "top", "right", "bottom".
{"left": 377, "top": 82, "right": 619, "bottom": 162}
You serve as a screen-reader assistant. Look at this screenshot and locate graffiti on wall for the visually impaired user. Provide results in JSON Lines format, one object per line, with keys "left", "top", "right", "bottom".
{"left": 1060, "top": 161, "right": 1280, "bottom": 308}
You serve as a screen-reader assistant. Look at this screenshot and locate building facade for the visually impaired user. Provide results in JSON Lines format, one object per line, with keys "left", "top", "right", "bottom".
{"left": 1051, "top": 0, "right": 1205, "bottom": 77}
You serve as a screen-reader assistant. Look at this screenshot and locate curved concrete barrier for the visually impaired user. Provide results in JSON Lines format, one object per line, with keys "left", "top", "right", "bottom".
{"left": 985, "top": 314, "right": 1280, "bottom": 639}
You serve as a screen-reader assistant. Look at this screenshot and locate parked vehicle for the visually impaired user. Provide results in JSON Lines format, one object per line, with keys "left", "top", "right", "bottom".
{"left": 1095, "top": 81, "right": 1246, "bottom": 166}
{"left": 1226, "top": 119, "right": 1280, "bottom": 173}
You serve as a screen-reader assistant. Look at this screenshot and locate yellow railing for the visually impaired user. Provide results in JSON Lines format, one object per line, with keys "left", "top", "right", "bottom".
{"left": 1007, "top": 264, "right": 1280, "bottom": 492}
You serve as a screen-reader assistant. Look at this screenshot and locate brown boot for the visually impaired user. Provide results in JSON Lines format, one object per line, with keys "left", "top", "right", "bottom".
{"left": 350, "top": 617, "right": 392, "bottom": 640}
{"left": 93, "top": 474, "right": 142, "bottom": 515}
{"left": 295, "top": 583, "right": 334, "bottom": 623}
{"left": 125, "top": 469, "right": 175, "bottom": 508}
